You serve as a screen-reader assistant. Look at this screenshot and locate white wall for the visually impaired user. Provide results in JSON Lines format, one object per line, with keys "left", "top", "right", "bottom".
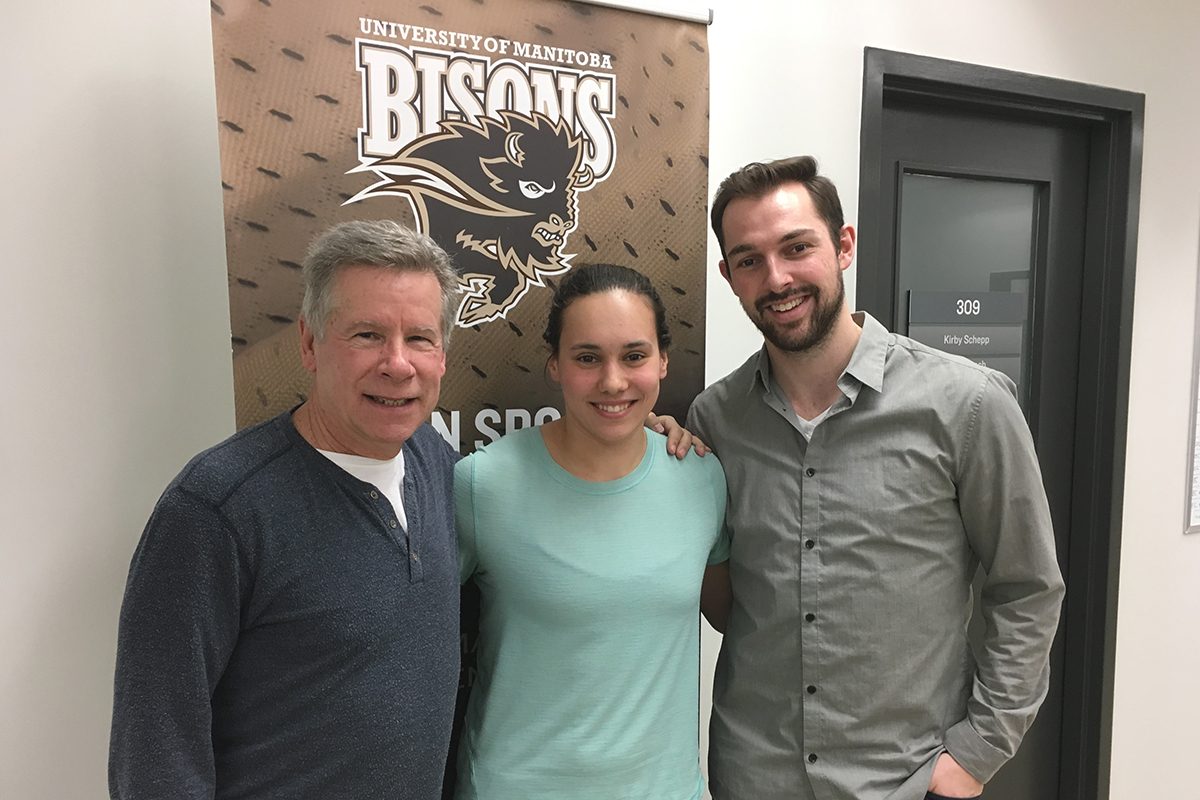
{"left": 3, "top": 0, "right": 1197, "bottom": 796}
{"left": 0, "top": 3, "right": 233, "bottom": 796}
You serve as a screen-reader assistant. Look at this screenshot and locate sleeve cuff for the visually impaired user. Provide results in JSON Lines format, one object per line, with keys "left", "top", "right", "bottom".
{"left": 943, "top": 718, "right": 1007, "bottom": 784}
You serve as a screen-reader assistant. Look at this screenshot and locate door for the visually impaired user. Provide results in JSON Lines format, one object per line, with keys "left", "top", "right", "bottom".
{"left": 883, "top": 98, "right": 1086, "bottom": 800}
{"left": 858, "top": 49, "right": 1144, "bottom": 800}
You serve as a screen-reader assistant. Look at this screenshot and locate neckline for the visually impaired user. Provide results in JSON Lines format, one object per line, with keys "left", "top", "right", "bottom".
{"left": 533, "top": 427, "right": 657, "bottom": 495}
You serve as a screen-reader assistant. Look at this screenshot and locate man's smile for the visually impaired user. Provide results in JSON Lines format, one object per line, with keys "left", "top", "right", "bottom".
{"left": 758, "top": 290, "right": 813, "bottom": 317}
{"left": 364, "top": 393, "right": 414, "bottom": 407}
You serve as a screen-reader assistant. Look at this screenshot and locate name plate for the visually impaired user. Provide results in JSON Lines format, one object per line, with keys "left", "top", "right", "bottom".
{"left": 907, "top": 290, "right": 1028, "bottom": 395}
{"left": 908, "top": 291, "right": 1028, "bottom": 325}
{"left": 906, "top": 324, "right": 1022, "bottom": 357}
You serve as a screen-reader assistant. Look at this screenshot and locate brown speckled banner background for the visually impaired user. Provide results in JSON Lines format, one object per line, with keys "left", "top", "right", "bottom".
{"left": 210, "top": 0, "right": 709, "bottom": 452}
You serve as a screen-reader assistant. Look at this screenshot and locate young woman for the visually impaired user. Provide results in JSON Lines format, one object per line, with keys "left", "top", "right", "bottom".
{"left": 453, "top": 263, "right": 730, "bottom": 800}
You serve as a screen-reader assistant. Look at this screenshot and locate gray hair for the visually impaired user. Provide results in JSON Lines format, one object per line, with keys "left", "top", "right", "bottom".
{"left": 300, "top": 220, "right": 460, "bottom": 343}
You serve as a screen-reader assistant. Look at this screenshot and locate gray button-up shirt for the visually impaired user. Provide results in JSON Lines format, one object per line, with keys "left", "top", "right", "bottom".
{"left": 688, "top": 313, "right": 1064, "bottom": 800}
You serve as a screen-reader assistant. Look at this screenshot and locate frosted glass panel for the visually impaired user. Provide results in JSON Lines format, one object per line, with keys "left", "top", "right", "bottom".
{"left": 898, "top": 173, "right": 1037, "bottom": 403}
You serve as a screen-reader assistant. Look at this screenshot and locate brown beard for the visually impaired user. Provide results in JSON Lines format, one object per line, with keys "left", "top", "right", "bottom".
{"left": 751, "top": 271, "right": 845, "bottom": 354}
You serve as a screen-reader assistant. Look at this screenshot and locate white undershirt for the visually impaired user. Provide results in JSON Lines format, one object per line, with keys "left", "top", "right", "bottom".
{"left": 794, "top": 407, "right": 828, "bottom": 441}
{"left": 317, "top": 449, "right": 407, "bottom": 531}
{"left": 771, "top": 382, "right": 851, "bottom": 441}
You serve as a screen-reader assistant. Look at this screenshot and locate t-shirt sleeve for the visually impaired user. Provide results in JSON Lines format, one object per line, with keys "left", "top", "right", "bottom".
{"left": 453, "top": 456, "right": 479, "bottom": 584}
{"left": 705, "top": 455, "right": 731, "bottom": 565}
{"left": 109, "top": 487, "right": 244, "bottom": 799}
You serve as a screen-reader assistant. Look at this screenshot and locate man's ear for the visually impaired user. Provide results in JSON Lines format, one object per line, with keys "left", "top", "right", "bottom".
{"left": 837, "top": 225, "right": 857, "bottom": 272}
{"left": 298, "top": 318, "right": 318, "bottom": 374}
{"left": 719, "top": 260, "right": 732, "bottom": 285}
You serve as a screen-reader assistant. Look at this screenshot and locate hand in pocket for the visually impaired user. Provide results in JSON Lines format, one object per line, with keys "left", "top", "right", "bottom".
{"left": 927, "top": 752, "right": 984, "bottom": 798}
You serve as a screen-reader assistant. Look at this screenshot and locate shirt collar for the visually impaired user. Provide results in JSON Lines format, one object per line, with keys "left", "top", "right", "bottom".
{"left": 750, "top": 310, "right": 890, "bottom": 399}
{"left": 751, "top": 347, "right": 773, "bottom": 395}
{"left": 841, "top": 311, "right": 887, "bottom": 394}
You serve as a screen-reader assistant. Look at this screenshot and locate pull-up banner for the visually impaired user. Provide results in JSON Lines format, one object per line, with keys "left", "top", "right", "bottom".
{"left": 210, "top": 0, "right": 710, "bottom": 452}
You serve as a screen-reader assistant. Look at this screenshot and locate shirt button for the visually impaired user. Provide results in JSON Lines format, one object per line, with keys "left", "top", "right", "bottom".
{"left": 410, "top": 552, "right": 420, "bottom": 562}
{"left": 805, "top": 467, "right": 816, "bottom": 477}
{"left": 807, "top": 685, "right": 817, "bottom": 694}
{"left": 369, "top": 490, "right": 379, "bottom": 499}
{"left": 808, "top": 753, "right": 818, "bottom": 764}
{"left": 805, "top": 613, "right": 816, "bottom": 622}
{"left": 390, "top": 519, "right": 398, "bottom": 528}
{"left": 805, "top": 539, "right": 815, "bottom": 550}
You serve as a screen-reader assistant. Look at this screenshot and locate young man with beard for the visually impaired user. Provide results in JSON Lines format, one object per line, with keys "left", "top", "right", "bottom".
{"left": 687, "top": 157, "right": 1064, "bottom": 800}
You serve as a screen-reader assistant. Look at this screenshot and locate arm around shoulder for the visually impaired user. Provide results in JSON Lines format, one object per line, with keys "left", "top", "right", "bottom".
{"left": 647, "top": 412, "right": 709, "bottom": 458}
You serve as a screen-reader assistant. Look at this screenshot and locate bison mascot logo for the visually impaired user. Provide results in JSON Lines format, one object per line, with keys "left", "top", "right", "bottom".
{"left": 351, "top": 111, "right": 595, "bottom": 326}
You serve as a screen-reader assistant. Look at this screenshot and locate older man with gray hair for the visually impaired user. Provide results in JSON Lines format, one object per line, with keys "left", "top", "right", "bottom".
{"left": 110, "top": 220, "right": 462, "bottom": 799}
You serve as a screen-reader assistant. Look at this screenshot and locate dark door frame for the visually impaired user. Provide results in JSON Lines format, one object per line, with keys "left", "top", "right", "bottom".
{"left": 857, "top": 48, "right": 1143, "bottom": 800}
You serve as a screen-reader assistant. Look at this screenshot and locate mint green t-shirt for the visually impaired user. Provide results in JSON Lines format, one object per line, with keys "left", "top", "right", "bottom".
{"left": 454, "top": 427, "right": 729, "bottom": 800}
